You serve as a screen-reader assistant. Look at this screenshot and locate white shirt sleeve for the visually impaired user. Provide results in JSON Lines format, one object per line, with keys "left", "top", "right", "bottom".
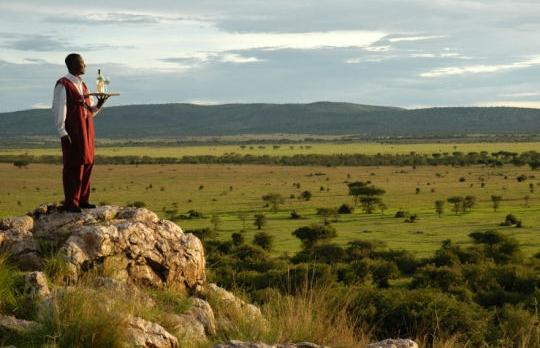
{"left": 52, "top": 83, "right": 68, "bottom": 138}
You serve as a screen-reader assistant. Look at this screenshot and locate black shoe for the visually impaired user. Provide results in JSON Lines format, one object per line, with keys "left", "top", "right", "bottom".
{"left": 64, "top": 206, "right": 82, "bottom": 213}
{"left": 80, "top": 202, "right": 96, "bottom": 209}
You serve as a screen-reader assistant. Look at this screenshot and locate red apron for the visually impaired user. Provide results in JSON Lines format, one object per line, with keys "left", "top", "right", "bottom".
{"left": 56, "top": 77, "right": 95, "bottom": 165}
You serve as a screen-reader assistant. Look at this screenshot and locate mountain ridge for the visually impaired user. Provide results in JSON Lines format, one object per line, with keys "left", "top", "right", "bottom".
{"left": 1, "top": 102, "right": 539, "bottom": 139}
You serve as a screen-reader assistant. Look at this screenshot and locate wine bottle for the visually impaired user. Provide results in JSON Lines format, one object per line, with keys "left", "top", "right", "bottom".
{"left": 96, "top": 69, "right": 105, "bottom": 93}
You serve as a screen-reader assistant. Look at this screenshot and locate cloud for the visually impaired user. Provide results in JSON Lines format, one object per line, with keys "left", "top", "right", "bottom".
{"left": 0, "top": 32, "right": 133, "bottom": 52}
{"left": 387, "top": 35, "right": 446, "bottom": 43}
{"left": 498, "top": 92, "right": 540, "bottom": 98}
{"left": 47, "top": 11, "right": 212, "bottom": 25}
{"left": 161, "top": 52, "right": 262, "bottom": 67}
{"left": 420, "top": 55, "right": 540, "bottom": 77}
{"left": 0, "top": 33, "right": 68, "bottom": 51}
{"left": 220, "top": 53, "right": 261, "bottom": 63}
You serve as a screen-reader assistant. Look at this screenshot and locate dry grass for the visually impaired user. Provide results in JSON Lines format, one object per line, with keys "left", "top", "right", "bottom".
{"left": 261, "top": 286, "right": 368, "bottom": 348}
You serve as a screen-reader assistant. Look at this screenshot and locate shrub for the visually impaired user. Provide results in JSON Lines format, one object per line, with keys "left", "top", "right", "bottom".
{"left": 394, "top": 210, "right": 409, "bottom": 218}
{"left": 290, "top": 210, "right": 301, "bottom": 219}
{"left": 500, "top": 214, "right": 522, "bottom": 227}
{"left": 292, "top": 224, "right": 337, "bottom": 249}
{"left": 253, "top": 231, "right": 274, "bottom": 252}
{"left": 349, "top": 286, "right": 487, "bottom": 345}
{"left": 300, "top": 191, "right": 312, "bottom": 201}
{"left": 346, "top": 239, "right": 385, "bottom": 259}
{"left": 126, "top": 201, "right": 146, "bottom": 208}
{"left": 232, "top": 232, "right": 245, "bottom": 246}
{"left": 337, "top": 204, "right": 354, "bottom": 214}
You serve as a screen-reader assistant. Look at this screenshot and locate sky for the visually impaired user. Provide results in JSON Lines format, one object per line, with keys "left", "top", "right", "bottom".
{"left": 1, "top": 0, "right": 539, "bottom": 112}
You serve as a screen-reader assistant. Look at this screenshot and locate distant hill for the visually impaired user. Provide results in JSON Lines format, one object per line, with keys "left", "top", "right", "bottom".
{"left": 1, "top": 102, "right": 540, "bottom": 139}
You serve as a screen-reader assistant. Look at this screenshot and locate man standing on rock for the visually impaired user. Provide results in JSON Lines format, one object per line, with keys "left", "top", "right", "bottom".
{"left": 52, "top": 53, "right": 109, "bottom": 212}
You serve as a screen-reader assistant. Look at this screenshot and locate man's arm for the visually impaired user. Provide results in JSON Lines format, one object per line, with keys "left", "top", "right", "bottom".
{"left": 52, "top": 83, "right": 70, "bottom": 141}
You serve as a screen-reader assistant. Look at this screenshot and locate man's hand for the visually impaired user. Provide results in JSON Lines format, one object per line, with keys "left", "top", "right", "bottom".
{"left": 61, "top": 135, "right": 72, "bottom": 145}
{"left": 96, "top": 94, "right": 110, "bottom": 109}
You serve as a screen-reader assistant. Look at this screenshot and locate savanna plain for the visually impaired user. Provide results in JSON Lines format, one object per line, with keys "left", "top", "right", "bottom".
{"left": 1, "top": 141, "right": 539, "bottom": 257}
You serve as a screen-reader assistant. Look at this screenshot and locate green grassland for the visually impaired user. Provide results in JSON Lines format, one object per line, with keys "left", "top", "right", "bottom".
{"left": 1, "top": 141, "right": 540, "bottom": 157}
{"left": 1, "top": 159, "right": 539, "bottom": 258}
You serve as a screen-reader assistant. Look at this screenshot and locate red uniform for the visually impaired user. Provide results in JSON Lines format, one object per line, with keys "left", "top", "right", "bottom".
{"left": 56, "top": 77, "right": 95, "bottom": 208}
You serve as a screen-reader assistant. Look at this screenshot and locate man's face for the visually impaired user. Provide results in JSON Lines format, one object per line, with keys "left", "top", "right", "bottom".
{"left": 69, "top": 56, "right": 86, "bottom": 76}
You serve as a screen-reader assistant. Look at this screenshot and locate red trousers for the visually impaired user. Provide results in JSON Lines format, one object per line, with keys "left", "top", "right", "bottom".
{"left": 61, "top": 137, "right": 93, "bottom": 208}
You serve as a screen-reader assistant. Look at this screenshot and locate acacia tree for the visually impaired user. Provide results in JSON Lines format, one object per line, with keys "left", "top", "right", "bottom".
{"left": 292, "top": 224, "right": 337, "bottom": 249}
{"left": 210, "top": 214, "right": 221, "bottom": 231}
{"left": 254, "top": 214, "right": 267, "bottom": 230}
{"left": 447, "top": 196, "right": 463, "bottom": 215}
{"left": 262, "top": 193, "right": 285, "bottom": 213}
{"left": 435, "top": 200, "right": 445, "bottom": 217}
{"left": 347, "top": 181, "right": 386, "bottom": 214}
{"left": 463, "top": 195, "right": 476, "bottom": 213}
{"left": 237, "top": 212, "right": 248, "bottom": 231}
{"left": 491, "top": 195, "right": 502, "bottom": 212}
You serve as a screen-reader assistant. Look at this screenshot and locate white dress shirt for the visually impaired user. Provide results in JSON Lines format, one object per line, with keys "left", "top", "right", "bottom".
{"left": 52, "top": 73, "right": 100, "bottom": 138}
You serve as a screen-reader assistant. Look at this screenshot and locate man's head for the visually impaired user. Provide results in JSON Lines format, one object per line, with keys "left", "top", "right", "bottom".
{"left": 65, "top": 53, "right": 86, "bottom": 76}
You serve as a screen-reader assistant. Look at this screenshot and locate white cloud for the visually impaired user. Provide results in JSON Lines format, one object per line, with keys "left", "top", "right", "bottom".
{"left": 420, "top": 55, "right": 540, "bottom": 77}
{"left": 498, "top": 92, "right": 540, "bottom": 97}
{"left": 364, "top": 45, "right": 392, "bottom": 52}
{"left": 388, "top": 35, "right": 446, "bottom": 43}
{"left": 220, "top": 53, "right": 261, "bottom": 63}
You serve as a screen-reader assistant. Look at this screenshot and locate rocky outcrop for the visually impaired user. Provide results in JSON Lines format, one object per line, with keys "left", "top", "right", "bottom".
{"left": 162, "top": 297, "right": 216, "bottom": 344}
{"left": 24, "top": 271, "right": 50, "bottom": 299}
{"left": 0, "top": 215, "right": 40, "bottom": 270}
{"left": 1, "top": 205, "right": 206, "bottom": 289}
{"left": 199, "top": 283, "right": 264, "bottom": 322}
{"left": 0, "top": 205, "right": 349, "bottom": 348}
{"left": 368, "top": 339, "right": 419, "bottom": 348}
{"left": 213, "top": 341, "right": 328, "bottom": 348}
{"left": 125, "top": 316, "right": 179, "bottom": 348}
{"left": 0, "top": 314, "right": 40, "bottom": 334}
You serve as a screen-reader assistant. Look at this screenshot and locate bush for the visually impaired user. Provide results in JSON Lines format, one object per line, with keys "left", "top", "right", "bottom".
{"left": 232, "top": 232, "right": 245, "bottom": 246}
{"left": 394, "top": 210, "right": 409, "bottom": 218}
{"left": 337, "top": 204, "right": 354, "bottom": 214}
{"left": 296, "top": 243, "right": 347, "bottom": 264}
{"left": 126, "top": 201, "right": 146, "bottom": 208}
{"left": 500, "top": 214, "right": 522, "bottom": 227}
{"left": 253, "top": 231, "right": 274, "bottom": 252}
{"left": 300, "top": 191, "right": 312, "bottom": 201}
{"left": 349, "top": 286, "right": 488, "bottom": 345}
{"left": 293, "top": 224, "right": 337, "bottom": 249}
{"left": 185, "top": 227, "right": 215, "bottom": 241}
{"left": 290, "top": 210, "right": 301, "bottom": 219}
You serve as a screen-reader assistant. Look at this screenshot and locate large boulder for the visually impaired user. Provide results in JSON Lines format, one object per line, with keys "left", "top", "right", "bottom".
{"left": 368, "top": 339, "right": 419, "bottom": 348}
{"left": 213, "top": 341, "right": 328, "bottom": 348}
{"left": 1, "top": 205, "right": 206, "bottom": 290}
{"left": 125, "top": 316, "right": 179, "bottom": 348}
{"left": 0, "top": 314, "right": 40, "bottom": 334}
{"left": 24, "top": 271, "right": 50, "bottom": 299}
{"left": 199, "top": 283, "right": 264, "bottom": 323}
{"left": 0, "top": 215, "right": 40, "bottom": 270}
{"left": 164, "top": 297, "right": 216, "bottom": 344}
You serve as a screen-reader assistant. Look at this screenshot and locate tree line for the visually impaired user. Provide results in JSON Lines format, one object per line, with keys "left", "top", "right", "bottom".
{"left": 4, "top": 150, "right": 540, "bottom": 168}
